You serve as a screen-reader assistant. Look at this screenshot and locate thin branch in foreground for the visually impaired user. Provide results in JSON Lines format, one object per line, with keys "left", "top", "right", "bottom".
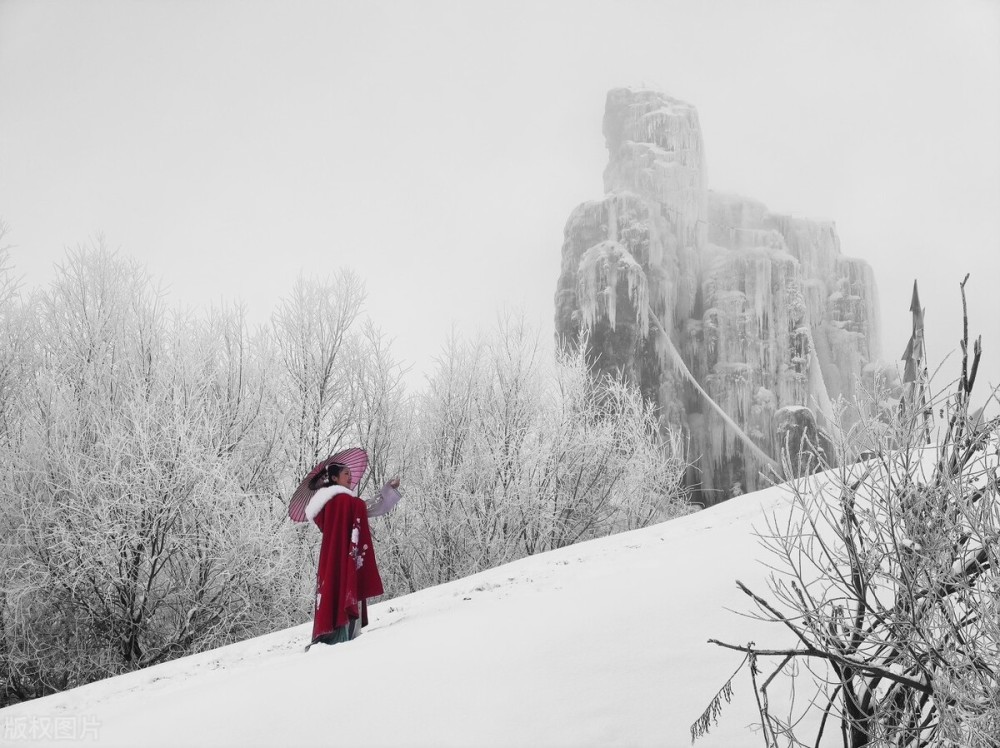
{"left": 691, "top": 649, "right": 750, "bottom": 744}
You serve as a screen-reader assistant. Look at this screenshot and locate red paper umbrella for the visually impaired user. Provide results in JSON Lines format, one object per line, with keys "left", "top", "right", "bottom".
{"left": 288, "top": 447, "right": 368, "bottom": 523}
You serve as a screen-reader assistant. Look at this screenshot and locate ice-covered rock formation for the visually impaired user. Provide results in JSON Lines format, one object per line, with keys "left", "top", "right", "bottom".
{"left": 555, "top": 88, "right": 891, "bottom": 505}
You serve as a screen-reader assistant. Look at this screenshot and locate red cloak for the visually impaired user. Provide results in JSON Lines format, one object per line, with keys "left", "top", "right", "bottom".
{"left": 308, "top": 486, "right": 384, "bottom": 642}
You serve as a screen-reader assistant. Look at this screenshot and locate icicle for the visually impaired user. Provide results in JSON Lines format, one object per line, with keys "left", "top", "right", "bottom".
{"left": 576, "top": 241, "right": 649, "bottom": 337}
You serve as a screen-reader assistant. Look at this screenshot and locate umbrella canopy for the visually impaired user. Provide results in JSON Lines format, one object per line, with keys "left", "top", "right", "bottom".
{"left": 288, "top": 447, "right": 368, "bottom": 523}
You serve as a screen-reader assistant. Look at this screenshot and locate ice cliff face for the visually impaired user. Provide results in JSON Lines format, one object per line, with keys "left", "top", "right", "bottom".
{"left": 555, "top": 88, "right": 890, "bottom": 506}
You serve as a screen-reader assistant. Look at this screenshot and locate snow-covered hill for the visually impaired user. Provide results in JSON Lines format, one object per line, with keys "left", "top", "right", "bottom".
{"left": 1, "top": 481, "right": 812, "bottom": 747}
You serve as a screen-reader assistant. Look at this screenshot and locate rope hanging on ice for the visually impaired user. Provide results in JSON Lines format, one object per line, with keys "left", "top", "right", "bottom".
{"left": 576, "top": 244, "right": 779, "bottom": 474}
{"left": 648, "top": 309, "right": 779, "bottom": 473}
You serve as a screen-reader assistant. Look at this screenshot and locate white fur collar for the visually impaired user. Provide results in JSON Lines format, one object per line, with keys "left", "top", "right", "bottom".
{"left": 304, "top": 485, "right": 355, "bottom": 522}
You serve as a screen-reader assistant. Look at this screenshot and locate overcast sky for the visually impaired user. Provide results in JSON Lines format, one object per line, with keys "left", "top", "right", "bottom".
{"left": 1, "top": 0, "right": 998, "bottom": 395}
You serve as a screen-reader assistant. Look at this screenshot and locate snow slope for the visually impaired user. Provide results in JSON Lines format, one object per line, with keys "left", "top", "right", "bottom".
{"left": 1, "top": 480, "right": 821, "bottom": 747}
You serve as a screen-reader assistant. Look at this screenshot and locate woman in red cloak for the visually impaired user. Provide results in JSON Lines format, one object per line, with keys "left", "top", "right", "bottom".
{"left": 304, "top": 462, "right": 400, "bottom": 646}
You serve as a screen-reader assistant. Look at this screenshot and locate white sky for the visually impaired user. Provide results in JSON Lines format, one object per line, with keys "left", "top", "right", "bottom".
{"left": 1, "top": 0, "right": 998, "bottom": 393}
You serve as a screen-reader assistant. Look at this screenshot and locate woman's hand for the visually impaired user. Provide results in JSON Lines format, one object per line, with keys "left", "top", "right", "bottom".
{"left": 388, "top": 477, "right": 401, "bottom": 490}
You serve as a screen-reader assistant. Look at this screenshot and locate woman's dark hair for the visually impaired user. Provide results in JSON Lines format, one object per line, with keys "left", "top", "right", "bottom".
{"left": 308, "top": 462, "right": 348, "bottom": 490}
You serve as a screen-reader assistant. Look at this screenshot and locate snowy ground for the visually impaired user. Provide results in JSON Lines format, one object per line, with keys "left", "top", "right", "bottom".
{"left": 0, "top": 479, "right": 833, "bottom": 747}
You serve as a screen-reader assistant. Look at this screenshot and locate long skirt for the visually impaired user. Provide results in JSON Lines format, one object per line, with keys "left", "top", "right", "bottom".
{"left": 312, "top": 600, "right": 366, "bottom": 646}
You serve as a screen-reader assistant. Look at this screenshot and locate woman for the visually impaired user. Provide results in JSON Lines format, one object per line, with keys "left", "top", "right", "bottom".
{"left": 304, "top": 463, "right": 401, "bottom": 646}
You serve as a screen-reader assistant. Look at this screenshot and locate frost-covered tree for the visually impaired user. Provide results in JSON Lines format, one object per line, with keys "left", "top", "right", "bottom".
{"left": 0, "top": 246, "right": 303, "bottom": 705}
{"left": 271, "top": 271, "right": 365, "bottom": 478}
{"left": 376, "top": 316, "right": 691, "bottom": 595}
{"left": 0, "top": 221, "right": 26, "bottom": 447}
{"left": 695, "top": 281, "right": 1000, "bottom": 747}
{"left": 525, "top": 342, "right": 688, "bottom": 552}
{"left": 346, "top": 319, "right": 412, "bottom": 495}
